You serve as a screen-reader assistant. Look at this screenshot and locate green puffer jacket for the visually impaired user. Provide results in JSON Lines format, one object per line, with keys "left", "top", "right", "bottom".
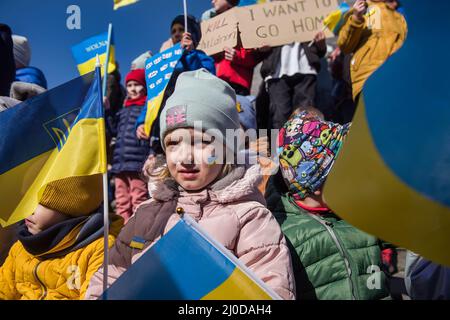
{"left": 266, "top": 174, "right": 389, "bottom": 300}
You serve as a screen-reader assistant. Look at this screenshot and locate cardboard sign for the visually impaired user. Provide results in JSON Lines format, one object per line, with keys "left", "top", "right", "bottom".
{"left": 237, "top": 0, "right": 339, "bottom": 48}
{"left": 197, "top": 7, "right": 239, "bottom": 56}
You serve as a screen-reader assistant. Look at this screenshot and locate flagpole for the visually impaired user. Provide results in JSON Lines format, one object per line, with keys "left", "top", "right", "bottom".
{"left": 183, "top": 0, "right": 188, "bottom": 33}
{"left": 102, "top": 23, "right": 113, "bottom": 97}
{"left": 97, "top": 53, "right": 110, "bottom": 298}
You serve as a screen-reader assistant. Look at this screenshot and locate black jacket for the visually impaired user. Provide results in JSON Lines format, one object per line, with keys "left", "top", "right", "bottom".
{"left": 260, "top": 41, "right": 327, "bottom": 79}
{"left": 111, "top": 104, "right": 150, "bottom": 174}
{"left": 0, "top": 24, "right": 15, "bottom": 96}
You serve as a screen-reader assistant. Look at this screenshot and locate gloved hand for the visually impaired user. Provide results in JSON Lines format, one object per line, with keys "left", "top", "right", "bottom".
{"left": 0, "top": 96, "right": 21, "bottom": 111}
{"left": 10, "top": 81, "right": 46, "bottom": 101}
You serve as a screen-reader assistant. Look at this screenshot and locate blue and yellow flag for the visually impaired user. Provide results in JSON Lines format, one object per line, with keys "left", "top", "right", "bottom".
{"left": 142, "top": 43, "right": 183, "bottom": 136}
{"left": 239, "top": 0, "right": 268, "bottom": 6}
{"left": 323, "top": 2, "right": 351, "bottom": 35}
{"left": 71, "top": 32, "right": 116, "bottom": 76}
{"left": 0, "top": 68, "right": 106, "bottom": 227}
{"left": 102, "top": 216, "right": 279, "bottom": 300}
{"left": 324, "top": 2, "right": 450, "bottom": 266}
{"left": 113, "top": 0, "right": 139, "bottom": 10}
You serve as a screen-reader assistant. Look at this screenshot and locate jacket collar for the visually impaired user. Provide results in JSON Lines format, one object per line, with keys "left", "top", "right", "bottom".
{"left": 18, "top": 212, "right": 123, "bottom": 259}
{"left": 177, "top": 165, "right": 265, "bottom": 206}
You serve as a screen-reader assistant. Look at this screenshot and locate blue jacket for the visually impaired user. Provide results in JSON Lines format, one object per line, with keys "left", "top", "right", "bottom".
{"left": 405, "top": 251, "right": 450, "bottom": 300}
{"left": 176, "top": 49, "right": 215, "bottom": 75}
{"left": 15, "top": 66, "right": 48, "bottom": 89}
{"left": 135, "top": 49, "right": 216, "bottom": 129}
{"left": 111, "top": 104, "right": 151, "bottom": 174}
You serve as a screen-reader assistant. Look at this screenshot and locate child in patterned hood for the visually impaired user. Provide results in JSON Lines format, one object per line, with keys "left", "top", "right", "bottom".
{"left": 277, "top": 110, "right": 350, "bottom": 203}
{"left": 266, "top": 111, "right": 390, "bottom": 300}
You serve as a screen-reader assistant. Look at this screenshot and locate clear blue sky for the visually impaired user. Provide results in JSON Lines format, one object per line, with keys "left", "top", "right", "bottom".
{"left": 0, "top": 0, "right": 211, "bottom": 88}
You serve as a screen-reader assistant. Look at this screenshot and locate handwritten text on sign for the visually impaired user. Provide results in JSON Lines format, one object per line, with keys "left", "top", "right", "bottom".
{"left": 237, "top": 0, "right": 339, "bottom": 48}
{"left": 197, "top": 7, "right": 239, "bottom": 56}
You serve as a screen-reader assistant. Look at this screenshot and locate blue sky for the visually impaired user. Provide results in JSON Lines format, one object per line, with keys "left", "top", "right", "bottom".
{"left": 0, "top": 0, "right": 211, "bottom": 88}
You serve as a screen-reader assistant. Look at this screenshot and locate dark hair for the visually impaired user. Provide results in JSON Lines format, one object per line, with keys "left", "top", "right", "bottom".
{"left": 171, "top": 15, "right": 202, "bottom": 47}
{"left": 227, "top": 0, "right": 240, "bottom": 7}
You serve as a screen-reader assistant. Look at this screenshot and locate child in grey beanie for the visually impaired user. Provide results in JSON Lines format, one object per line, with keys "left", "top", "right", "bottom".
{"left": 159, "top": 68, "right": 242, "bottom": 158}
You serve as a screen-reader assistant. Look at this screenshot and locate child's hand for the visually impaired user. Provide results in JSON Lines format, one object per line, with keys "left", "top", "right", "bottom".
{"left": 353, "top": 0, "right": 367, "bottom": 23}
{"left": 314, "top": 31, "right": 326, "bottom": 47}
{"left": 136, "top": 124, "right": 149, "bottom": 140}
{"left": 329, "top": 47, "right": 341, "bottom": 64}
{"left": 103, "top": 97, "right": 110, "bottom": 110}
{"left": 224, "top": 47, "right": 236, "bottom": 62}
{"left": 181, "top": 32, "right": 194, "bottom": 51}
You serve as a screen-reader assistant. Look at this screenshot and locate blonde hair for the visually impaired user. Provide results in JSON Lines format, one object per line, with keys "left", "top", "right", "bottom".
{"left": 291, "top": 106, "right": 324, "bottom": 120}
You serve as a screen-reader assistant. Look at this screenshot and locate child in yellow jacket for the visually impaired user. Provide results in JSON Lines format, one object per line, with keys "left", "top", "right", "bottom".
{"left": 0, "top": 176, "right": 123, "bottom": 300}
{"left": 337, "top": 0, "right": 407, "bottom": 99}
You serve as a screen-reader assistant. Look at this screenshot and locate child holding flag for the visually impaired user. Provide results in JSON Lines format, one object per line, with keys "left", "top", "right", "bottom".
{"left": 110, "top": 69, "right": 150, "bottom": 223}
{"left": 0, "top": 177, "right": 123, "bottom": 300}
{"left": 337, "top": 0, "right": 407, "bottom": 99}
{"left": 265, "top": 111, "right": 389, "bottom": 300}
{"left": 85, "top": 69, "right": 295, "bottom": 300}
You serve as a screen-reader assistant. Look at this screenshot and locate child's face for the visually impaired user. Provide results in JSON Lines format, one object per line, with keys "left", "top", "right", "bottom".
{"left": 212, "top": 0, "right": 232, "bottom": 14}
{"left": 164, "top": 128, "right": 224, "bottom": 191}
{"left": 126, "top": 80, "right": 146, "bottom": 100}
{"left": 171, "top": 23, "right": 184, "bottom": 44}
{"left": 25, "top": 205, "right": 70, "bottom": 235}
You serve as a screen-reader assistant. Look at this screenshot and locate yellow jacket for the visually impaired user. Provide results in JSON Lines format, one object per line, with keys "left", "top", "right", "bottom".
{"left": 0, "top": 216, "right": 123, "bottom": 300}
{"left": 337, "top": 1, "right": 407, "bottom": 98}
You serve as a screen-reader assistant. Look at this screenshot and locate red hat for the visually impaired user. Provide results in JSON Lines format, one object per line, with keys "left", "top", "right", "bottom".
{"left": 125, "top": 68, "right": 146, "bottom": 87}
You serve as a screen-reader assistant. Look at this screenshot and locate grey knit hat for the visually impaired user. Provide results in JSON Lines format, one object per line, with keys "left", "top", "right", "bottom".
{"left": 159, "top": 68, "right": 241, "bottom": 153}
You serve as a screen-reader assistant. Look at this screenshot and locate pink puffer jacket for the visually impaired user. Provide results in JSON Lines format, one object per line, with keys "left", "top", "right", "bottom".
{"left": 85, "top": 165, "right": 295, "bottom": 300}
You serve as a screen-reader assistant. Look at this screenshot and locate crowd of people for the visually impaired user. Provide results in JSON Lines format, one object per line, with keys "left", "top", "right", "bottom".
{"left": 1, "top": 0, "right": 448, "bottom": 300}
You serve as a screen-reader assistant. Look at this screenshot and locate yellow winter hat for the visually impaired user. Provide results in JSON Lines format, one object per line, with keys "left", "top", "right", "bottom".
{"left": 39, "top": 175, "right": 103, "bottom": 216}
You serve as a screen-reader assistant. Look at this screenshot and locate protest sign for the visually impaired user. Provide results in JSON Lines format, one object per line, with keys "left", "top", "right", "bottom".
{"left": 197, "top": 7, "right": 239, "bottom": 56}
{"left": 237, "top": 0, "right": 339, "bottom": 48}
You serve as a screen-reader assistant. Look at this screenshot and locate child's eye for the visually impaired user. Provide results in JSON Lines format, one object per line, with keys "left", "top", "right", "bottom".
{"left": 166, "top": 140, "right": 179, "bottom": 147}
{"left": 202, "top": 139, "right": 212, "bottom": 145}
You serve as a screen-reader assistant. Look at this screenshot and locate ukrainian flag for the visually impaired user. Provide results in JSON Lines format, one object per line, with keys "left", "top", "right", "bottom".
{"left": 102, "top": 216, "right": 279, "bottom": 300}
{"left": 71, "top": 32, "right": 116, "bottom": 76}
{"left": 323, "top": 2, "right": 351, "bottom": 35}
{"left": 324, "top": 2, "right": 450, "bottom": 266}
{"left": 142, "top": 43, "right": 184, "bottom": 136}
{"left": 0, "top": 68, "right": 106, "bottom": 227}
{"left": 239, "top": 0, "right": 268, "bottom": 6}
{"left": 113, "top": 0, "right": 139, "bottom": 10}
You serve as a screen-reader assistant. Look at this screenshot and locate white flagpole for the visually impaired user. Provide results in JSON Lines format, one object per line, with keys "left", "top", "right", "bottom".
{"left": 102, "top": 23, "right": 113, "bottom": 97}
{"left": 183, "top": 0, "right": 188, "bottom": 33}
{"left": 96, "top": 53, "right": 110, "bottom": 297}
{"left": 101, "top": 173, "right": 109, "bottom": 297}
{"left": 101, "top": 23, "right": 113, "bottom": 297}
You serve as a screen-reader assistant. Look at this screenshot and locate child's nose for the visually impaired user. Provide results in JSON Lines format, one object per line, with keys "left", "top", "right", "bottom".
{"left": 178, "top": 145, "right": 195, "bottom": 165}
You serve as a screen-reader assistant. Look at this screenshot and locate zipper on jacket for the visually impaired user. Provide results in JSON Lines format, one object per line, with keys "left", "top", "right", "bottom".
{"left": 288, "top": 197, "right": 357, "bottom": 300}
{"left": 33, "top": 262, "right": 48, "bottom": 300}
{"left": 306, "top": 212, "right": 357, "bottom": 300}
